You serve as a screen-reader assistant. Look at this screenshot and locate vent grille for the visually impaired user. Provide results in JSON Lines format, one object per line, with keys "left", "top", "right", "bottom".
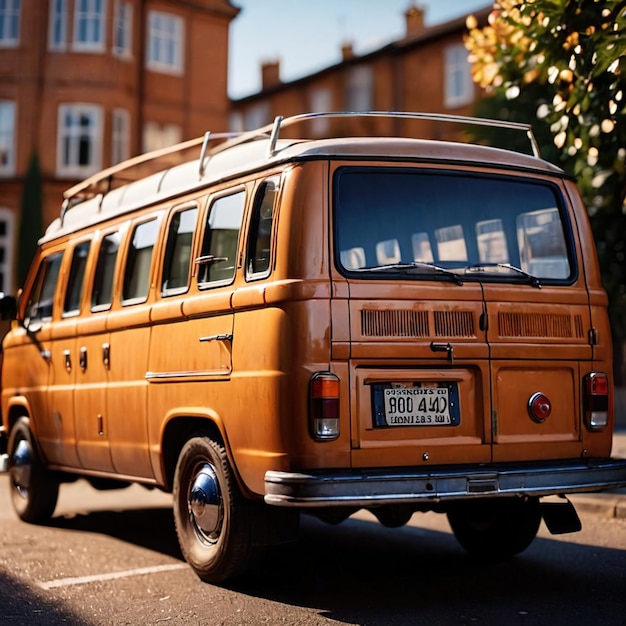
{"left": 361, "top": 310, "right": 429, "bottom": 337}
{"left": 498, "top": 312, "right": 584, "bottom": 338}
{"left": 434, "top": 310, "right": 475, "bottom": 337}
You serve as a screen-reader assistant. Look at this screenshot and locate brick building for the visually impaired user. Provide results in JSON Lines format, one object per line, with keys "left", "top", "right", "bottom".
{"left": 230, "top": 5, "right": 491, "bottom": 141}
{"left": 0, "top": 0, "right": 238, "bottom": 293}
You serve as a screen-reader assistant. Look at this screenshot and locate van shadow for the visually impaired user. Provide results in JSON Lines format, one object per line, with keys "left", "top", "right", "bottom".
{"left": 47, "top": 506, "right": 183, "bottom": 561}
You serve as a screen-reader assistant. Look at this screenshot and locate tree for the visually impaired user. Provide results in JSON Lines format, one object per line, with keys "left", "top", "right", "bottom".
{"left": 18, "top": 152, "right": 44, "bottom": 287}
{"left": 465, "top": 0, "right": 626, "bottom": 380}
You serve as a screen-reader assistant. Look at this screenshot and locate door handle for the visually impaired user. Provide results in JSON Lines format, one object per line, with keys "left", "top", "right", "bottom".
{"left": 430, "top": 342, "right": 454, "bottom": 365}
{"left": 79, "top": 346, "right": 88, "bottom": 372}
{"left": 102, "top": 343, "right": 110, "bottom": 368}
{"left": 63, "top": 349, "right": 72, "bottom": 373}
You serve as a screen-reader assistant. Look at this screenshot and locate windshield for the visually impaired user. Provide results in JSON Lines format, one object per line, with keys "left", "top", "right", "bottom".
{"left": 334, "top": 168, "right": 573, "bottom": 283}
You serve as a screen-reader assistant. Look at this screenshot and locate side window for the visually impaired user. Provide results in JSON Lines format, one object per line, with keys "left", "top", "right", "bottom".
{"left": 24, "top": 252, "right": 63, "bottom": 328}
{"left": 123, "top": 218, "right": 159, "bottom": 303}
{"left": 92, "top": 231, "right": 121, "bottom": 311}
{"left": 246, "top": 179, "right": 277, "bottom": 280}
{"left": 198, "top": 191, "right": 245, "bottom": 286}
{"left": 162, "top": 205, "right": 197, "bottom": 295}
{"left": 63, "top": 241, "right": 90, "bottom": 316}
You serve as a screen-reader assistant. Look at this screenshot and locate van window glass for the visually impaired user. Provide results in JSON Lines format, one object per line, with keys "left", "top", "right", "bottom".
{"left": 24, "top": 252, "right": 63, "bottom": 328}
{"left": 198, "top": 191, "right": 245, "bottom": 286}
{"left": 246, "top": 179, "right": 277, "bottom": 279}
{"left": 92, "top": 232, "right": 121, "bottom": 310}
{"left": 334, "top": 168, "right": 572, "bottom": 282}
{"left": 162, "top": 206, "right": 197, "bottom": 295}
{"left": 63, "top": 241, "right": 91, "bottom": 316}
{"left": 123, "top": 218, "right": 159, "bottom": 303}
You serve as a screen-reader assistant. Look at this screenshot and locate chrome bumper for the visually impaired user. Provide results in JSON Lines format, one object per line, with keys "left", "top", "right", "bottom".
{"left": 264, "top": 458, "right": 626, "bottom": 507}
{"left": 0, "top": 453, "right": 7, "bottom": 473}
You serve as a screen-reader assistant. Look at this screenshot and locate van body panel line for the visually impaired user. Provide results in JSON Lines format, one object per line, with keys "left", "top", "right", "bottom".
{"left": 263, "top": 459, "right": 626, "bottom": 507}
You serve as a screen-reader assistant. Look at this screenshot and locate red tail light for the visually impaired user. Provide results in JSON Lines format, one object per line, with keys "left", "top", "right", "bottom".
{"left": 584, "top": 372, "right": 609, "bottom": 430}
{"left": 310, "top": 372, "right": 340, "bottom": 441}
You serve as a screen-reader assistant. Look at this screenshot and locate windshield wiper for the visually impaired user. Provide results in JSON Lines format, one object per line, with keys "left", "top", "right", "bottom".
{"left": 464, "top": 262, "right": 541, "bottom": 288}
{"left": 351, "top": 261, "right": 463, "bottom": 285}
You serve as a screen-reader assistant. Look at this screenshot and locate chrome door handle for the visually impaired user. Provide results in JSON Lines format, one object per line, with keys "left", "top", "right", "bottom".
{"left": 79, "top": 346, "right": 88, "bottom": 372}
{"left": 63, "top": 349, "right": 72, "bottom": 373}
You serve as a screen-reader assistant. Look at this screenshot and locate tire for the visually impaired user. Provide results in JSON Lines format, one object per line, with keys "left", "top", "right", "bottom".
{"left": 8, "top": 417, "right": 59, "bottom": 523}
{"left": 447, "top": 497, "right": 541, "bottom": 561}
{"left": 172, "top": 435, "right": 263, "bottom": 583}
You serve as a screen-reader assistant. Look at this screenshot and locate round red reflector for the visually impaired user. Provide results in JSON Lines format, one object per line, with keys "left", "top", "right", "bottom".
{"left": 528, "top": 392, "right": 551, "bottom": 423}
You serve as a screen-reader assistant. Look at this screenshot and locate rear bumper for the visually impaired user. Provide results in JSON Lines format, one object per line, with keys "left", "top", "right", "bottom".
{"left": 264, "top": 458, "right": 626, "bottom": 507}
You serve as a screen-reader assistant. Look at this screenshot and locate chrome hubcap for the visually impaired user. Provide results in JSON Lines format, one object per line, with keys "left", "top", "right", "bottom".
{"left": 188, "top": 463, "right": 222, "bottom": 541}
{"left": 10, "top": 438, "right": 32, "bottom": 497}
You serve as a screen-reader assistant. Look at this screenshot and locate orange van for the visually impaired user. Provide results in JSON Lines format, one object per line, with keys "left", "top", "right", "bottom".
{"left": 1, "top": 112, "right": 626, "bottom": 583}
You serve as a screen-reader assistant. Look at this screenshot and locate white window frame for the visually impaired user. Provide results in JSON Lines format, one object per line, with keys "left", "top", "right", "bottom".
{"left": 0, "top": 207, "right": 14, "bottom": 294}
{"left": 73, "top": 0, "right": 107, "bottom": 53}
{"left": 0, "top": 0, "right": 20, "bottom": 47}
{"left": 48, "top": 0, "right": 68, "bottom": 51}
{"left": 57, "top": 103, "right": 103, "bottom": 177}
{"left": 444, "top": 43, "right": 474, "bottom": 109}
{"left": 147, "top": 11, "right": 184, "bottom": 75}
{"left": 112, "top": 108, "right": 130, "bottom": 164}
{"left": 0, "top": 100, "right": 16, "bottom": 175}
{"left": 142, "top": 121, "right": 181, "bottom": 153}
{"left": 113, "top": 0, "right": 132, "bottom": 57}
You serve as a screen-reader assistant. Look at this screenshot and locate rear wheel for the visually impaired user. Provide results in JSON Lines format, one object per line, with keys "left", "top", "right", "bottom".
{"left": 173, "top": 435, "right": 263, "bottom": 583}
{"left": 8, "top": 417, "right": 59, "bottom": 523}
{"left": 447, "top": 497, "right": 541, "bottom": 561}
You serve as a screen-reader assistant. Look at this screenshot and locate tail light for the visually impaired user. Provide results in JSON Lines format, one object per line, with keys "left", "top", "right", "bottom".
{"left": 584, "top": 372, "right": 609, "bottom": 430}
{"left": 310, "top": 372, "right": 340, "bottom": 441}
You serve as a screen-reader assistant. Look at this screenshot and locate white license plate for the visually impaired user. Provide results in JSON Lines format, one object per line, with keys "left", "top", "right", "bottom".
{"left": 383, "top": 386, "right": 451, "bottom": 426}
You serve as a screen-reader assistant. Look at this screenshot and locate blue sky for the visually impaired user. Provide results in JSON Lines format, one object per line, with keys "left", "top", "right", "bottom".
{"left": 228, "top": 0, "right": 491, "bottom": 98}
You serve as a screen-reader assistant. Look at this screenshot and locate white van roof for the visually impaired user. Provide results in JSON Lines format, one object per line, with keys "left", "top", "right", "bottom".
{"left": 42, "top": 112, "right": 565, "bottom": 243}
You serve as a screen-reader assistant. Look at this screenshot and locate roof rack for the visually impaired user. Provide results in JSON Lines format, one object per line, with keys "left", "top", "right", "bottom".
{"left": 60, "top": 111, "right": 541, "bottom": 222}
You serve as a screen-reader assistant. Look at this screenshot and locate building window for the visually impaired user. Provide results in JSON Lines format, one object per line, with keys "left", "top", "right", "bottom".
{"left": 73, "top": 0, "right": 106, "bottom": 52}
{"left": 444, "top": 43, "right": 474, "bottom": 109}
{"left": 112, "top": 108, "right": 130, "bottom": 164}
{"left": 0, "top": 0, "right": 20, "bottom": 47}
{"left": 0, "top": 208, "right": 14, "bottom": 294}
{"left": 113, "top": 0, "right": 132, "bottom": 57}
{"left": 244, "top": 103, "right": 269, "bottom": 131}
{"left": 345, "top": 65, "right": 373, "bottom": 112}
{"left": 147, "top": 11, "right": 183, "bottom": 75}
{"left": 143, "top": 121, "right": 181, "bottom": 152}
{"left": 0, "top": 101, "right": 15, "bottom": 175}
{"left": 57, "top": 104, "right": 102, "bottom": 177}
{"left": 309, "top": 88, "right": 332, "bottom": 136}
{"left": 49, "top": 0, "right": 67, "bottom": 50}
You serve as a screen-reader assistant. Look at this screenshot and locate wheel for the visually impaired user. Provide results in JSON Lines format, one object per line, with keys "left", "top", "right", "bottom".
{"left": 8, "top": 417, "right": 59, "bottom": 523}
{"left": 172, "top": 435, "right": 263, "bottom": 583}
{"left": 447, "top": 497, "right": 541, "bottom": 561}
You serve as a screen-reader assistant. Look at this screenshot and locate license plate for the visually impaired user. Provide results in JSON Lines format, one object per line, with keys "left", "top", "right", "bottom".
{"left": 372, "top": 383, "right": 460, "bottom": 427}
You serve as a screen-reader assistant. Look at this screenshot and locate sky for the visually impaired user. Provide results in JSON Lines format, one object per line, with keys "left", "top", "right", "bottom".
{"left": 228, "top": 0, "right": 492, "bottom": 99}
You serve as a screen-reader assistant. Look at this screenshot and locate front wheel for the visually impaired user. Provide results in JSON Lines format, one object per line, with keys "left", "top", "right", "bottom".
{"left": 8, "top": 417, "right": 59, "bottom": 523}
{"left": 447, "top": 497, "right": 541, "bottom": 561}
{"left": 172, "top": 435, "right": 263, "bottom": 583}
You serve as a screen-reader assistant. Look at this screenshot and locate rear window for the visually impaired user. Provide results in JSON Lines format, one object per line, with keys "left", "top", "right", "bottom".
{"left": 334, "top": 168, "right": 573, "bottom": 284}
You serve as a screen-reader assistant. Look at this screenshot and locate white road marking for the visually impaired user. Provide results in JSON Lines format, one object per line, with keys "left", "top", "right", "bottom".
{"left": 39, "top": 563, "right": 188, "bottom": 590}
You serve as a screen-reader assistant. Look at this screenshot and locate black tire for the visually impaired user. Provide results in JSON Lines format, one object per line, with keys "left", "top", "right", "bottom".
{"left": 447, "top": 497, "right": 541, "bottom": 561}
{"left": 172, "top": 435, "right": 263, "bottom": 583}
{"left": 8, "top": 417, "right": 59, "bottom": 523}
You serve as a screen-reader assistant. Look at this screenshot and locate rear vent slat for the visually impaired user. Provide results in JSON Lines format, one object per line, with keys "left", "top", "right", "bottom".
{"left": 361, "top": 310, "right": 429, "bottom": 337}
{"left": 498, "top": 312, "right": 583, "bottom": 338}
{"left": 434, "top": 311, "right": 475, "bottom": 337}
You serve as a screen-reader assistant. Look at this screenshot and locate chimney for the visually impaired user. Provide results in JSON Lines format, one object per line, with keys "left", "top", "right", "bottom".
{"left": 405, "top": 4, "right": 425, "bottom": 37}
{"left": 341, "top": 41, "right": 354, "bottom": 61}
{"left": 261, "top": 59, "right": 281, "bottom": 90}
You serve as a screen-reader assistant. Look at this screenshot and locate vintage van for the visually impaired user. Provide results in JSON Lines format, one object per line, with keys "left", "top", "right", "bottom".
{"left": 1, "top": 112, "right": 626, "bottom": 583}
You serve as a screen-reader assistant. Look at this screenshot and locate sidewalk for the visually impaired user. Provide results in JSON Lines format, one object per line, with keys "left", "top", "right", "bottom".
{"left": 569, "top": 428, "right": 626, "bottom": 519}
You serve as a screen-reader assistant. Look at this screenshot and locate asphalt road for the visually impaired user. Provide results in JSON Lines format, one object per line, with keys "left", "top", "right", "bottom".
{"left": 1, "top": 474, "right": 625, "bottom": 626}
